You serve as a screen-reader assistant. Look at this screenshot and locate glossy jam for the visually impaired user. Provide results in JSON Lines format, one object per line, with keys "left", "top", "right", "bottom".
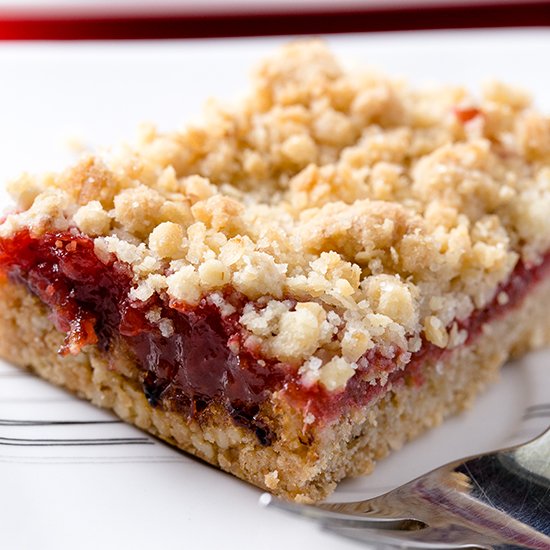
{"left": 0, "top": 230, "right": 289, "bottom": 443}
{"left": 0, "top": 230, "right": 130, "bottom": 354}
{"left": 126, "top": 296, "right": 289, "bottom": 444}
{"left": 454, "top": 106, "right": 482, "bottom": 124}
{"left": 1, "top": 229, "right": 550, "bottom": 443}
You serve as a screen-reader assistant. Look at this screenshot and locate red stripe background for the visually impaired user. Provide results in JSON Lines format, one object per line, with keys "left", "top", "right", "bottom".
{"left": 0, "top": 2, "right": 548, "bottom": 40}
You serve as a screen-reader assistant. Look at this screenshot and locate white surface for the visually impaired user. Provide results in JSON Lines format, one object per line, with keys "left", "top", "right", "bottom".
{"left": 0, "top": 30, "right": 549, "bottom": 550}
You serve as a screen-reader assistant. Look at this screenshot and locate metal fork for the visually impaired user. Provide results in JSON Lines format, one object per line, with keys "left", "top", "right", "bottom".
{"left": 261, "top": 426, "right": 550, "bottom": 549}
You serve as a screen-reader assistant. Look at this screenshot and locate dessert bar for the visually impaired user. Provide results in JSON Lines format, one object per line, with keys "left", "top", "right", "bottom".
{"left": 1, "top": 42, "right": 550, "bottom": 501}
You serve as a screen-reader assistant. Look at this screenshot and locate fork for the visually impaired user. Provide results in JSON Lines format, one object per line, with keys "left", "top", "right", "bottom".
{"left": 261, "top": 426, "right": 550, "bottom": 549}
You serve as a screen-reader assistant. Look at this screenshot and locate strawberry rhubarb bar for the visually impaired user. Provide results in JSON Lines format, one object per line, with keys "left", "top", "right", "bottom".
{"left": 1, "top": 42, "right": 550, "bottom": 501}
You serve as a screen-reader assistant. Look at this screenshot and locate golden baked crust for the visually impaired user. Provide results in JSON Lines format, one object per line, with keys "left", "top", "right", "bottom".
{"left": 2, "top": 43, "right": 550, "bottom": 390}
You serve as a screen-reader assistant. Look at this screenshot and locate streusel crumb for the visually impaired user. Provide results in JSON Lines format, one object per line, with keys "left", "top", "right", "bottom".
{"left": 3, "top": 41, "right": 550, "bottom": 390}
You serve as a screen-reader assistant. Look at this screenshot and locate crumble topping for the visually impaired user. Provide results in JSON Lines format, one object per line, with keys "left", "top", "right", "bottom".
{"left": 3, "top": 41, "right": 550, "bottom": 392}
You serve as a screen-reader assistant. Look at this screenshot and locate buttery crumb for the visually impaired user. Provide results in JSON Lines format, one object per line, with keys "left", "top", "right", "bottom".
{"left": 319, "top": 357, "right": 357, "bottom": 391}
{"left": 148, "top": 222, "right": 186, "bottom": 259}
{"left": 73, "top": 201, "right": 111, "bottom": 236}
{"left": 497, "top": 291, "right": 510, "bottom": 306}
{"left": 264, "top": 470, "right": 279, "bottom": 489}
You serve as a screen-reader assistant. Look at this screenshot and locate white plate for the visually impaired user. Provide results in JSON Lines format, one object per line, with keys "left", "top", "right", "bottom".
{"left": 0, "top": 30, "right": 549, "bottom": 550}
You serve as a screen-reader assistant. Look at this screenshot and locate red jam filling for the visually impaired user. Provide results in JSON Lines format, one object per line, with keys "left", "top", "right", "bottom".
{"left": 0, "top": 230, "right": 290, "bottom": 444}
{"left": 454, "top": 106, "right": 482, "bottom": 124}
{"left": 1, "top": 229, "right": 550, "bottom": 444}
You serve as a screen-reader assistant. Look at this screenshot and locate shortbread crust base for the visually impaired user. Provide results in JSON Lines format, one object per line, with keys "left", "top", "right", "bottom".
{"left": 1, "top": 276, "right": 549, "bottom": 502}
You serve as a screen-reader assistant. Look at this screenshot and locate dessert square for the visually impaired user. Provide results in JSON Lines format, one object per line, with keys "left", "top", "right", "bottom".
{"left": 1, "top": 41, "right": 550, "bottom": 501}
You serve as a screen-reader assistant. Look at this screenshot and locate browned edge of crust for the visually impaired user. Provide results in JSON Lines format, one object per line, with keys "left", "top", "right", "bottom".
{"left": 1, "top": 275, "right": 550, "bottom": 501}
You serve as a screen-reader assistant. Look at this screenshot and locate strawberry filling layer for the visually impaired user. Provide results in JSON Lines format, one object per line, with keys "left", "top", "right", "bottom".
{"left": 1, "top": 229, "right": 549, "bottom": 444}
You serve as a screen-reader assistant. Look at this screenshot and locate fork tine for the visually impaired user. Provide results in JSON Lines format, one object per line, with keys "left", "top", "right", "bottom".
{"left": 261, "top": 494, "right": 518, "bottom": 549}
{"left": 314, "top": 495, "right": 412, "bottom": 519}
{"left": 260, "top": 493, "right": 425, "bottom": 531}
{"left": 321, "top": 521, "right": 495, "bottom": 550}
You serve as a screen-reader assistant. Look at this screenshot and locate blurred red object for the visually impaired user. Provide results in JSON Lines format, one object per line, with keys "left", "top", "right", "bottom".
{"left": 0, "top": 1, "right": 548, "bottom": 40}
